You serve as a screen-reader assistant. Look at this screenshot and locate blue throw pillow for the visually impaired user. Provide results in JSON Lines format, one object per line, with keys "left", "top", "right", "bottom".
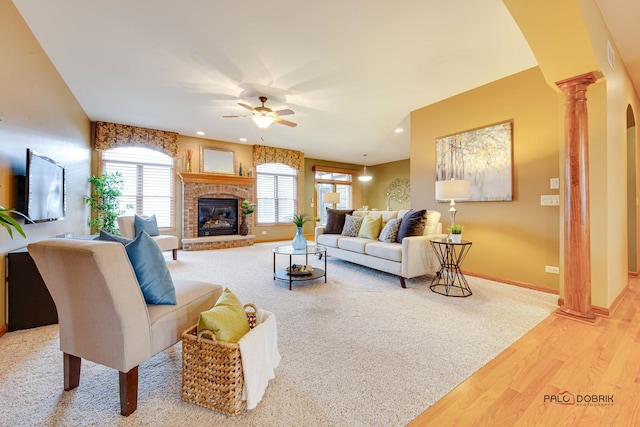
{"left": 134, "top": 214, "right": 160, "bottom": 236}
{"left": 97, "top": 230, "right": 132, "bottom": 245}
{"left": 125, "top": 231, "right": 176, "bottom": 305}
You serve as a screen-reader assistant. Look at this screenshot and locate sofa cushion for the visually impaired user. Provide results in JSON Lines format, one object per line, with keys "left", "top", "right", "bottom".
{"left": 358, "top": 215, "right": 383, "bottom": 239}
{"left": 134, "top": 214, "right": 160, "bottom": 236}
{"left": 341, "top": 214, "right": 364, "bottom": 237}
{"left": 316, "top": 233, "right": 341, "bottom": 248}
{"left": 125, "top": 231, "right": 177, "bottom": 305}
{"left": 396, "top": 209, "right": 426, "bottom": 242}
{"left": 378, "top": 218, "right": 402, "bottom": 243}
{"left": 325, "top": 209, "right": 355, "bottom": 234}
{"left": 424, "top": 210, "right": 442, "bottom": 235}
{"left": 197, "top": 288, "right": 250, "bottom": 344}
{"left": 337, "top": 237, "right": 372, "bottom": 253}
{"left": 364, "top": 241, "right": 403, "bottom": 262}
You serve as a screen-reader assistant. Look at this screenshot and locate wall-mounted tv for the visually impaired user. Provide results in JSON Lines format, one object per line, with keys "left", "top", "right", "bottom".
{"left": 21, "top": 149, "right": 66, "bottom": 223}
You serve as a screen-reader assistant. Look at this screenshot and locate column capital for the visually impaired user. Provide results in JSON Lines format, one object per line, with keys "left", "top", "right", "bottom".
{"left": 555, "top": 71, "right": 601, "bottom": 91}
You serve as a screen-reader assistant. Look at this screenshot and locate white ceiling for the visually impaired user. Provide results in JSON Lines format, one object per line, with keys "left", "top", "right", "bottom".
{"left": 12, "top": 1, "right": 638, "bottom": 166}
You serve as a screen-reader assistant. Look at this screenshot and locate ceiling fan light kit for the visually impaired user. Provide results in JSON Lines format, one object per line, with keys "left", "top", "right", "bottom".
{"left": 223, "top": 96, "right": 297, "bottom": 129}
{"left": 358, "top": 154, "right": 372, "bottom": 182}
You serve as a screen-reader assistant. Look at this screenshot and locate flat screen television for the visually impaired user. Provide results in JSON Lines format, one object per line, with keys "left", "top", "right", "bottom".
{"left": 21, "top": 149, "right": 66, "bottom": 223}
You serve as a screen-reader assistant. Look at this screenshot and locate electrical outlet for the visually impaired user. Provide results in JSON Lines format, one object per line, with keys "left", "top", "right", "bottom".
{"left": 261, "top": 231, "right": 267, "bottom": 235}
{"left": 550, "top": 178, "right": 559, "bottom": 189}
{"left": 545, "top": 265, "right": 560, "bottom": 274}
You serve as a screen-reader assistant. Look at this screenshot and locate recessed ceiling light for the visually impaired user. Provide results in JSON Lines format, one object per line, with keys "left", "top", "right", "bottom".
{"left": 395, "top": 128, "right": 403, "bottom": 133}
{"left": 196, "top": 131, "right": 204, "bottom": 136}
{"left": 239, "top": 138, "right": 247, "bottom": 142}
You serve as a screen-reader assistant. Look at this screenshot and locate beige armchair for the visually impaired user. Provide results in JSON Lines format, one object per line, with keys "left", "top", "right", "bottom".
{"left": 28, "top": 238, "right": 222, "bottom": 416}
{"left": 117, "top": 215, "right": 179, "bottom": 260}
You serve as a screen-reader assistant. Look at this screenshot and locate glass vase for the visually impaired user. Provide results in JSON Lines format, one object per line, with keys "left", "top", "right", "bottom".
{"left": 292, "top": 226, "right": 307, "bottom": 250}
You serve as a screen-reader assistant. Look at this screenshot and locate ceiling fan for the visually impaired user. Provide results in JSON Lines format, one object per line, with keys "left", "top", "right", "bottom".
{"left": 223, "top": 96, "right": 297, "bottom": 128}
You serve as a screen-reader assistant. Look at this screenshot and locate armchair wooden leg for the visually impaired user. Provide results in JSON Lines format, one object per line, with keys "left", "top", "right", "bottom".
{"left": 172, "top": 248, "right": 178, "bottom": 260}
{"left": 119, "top": 366, "right": 139, "bottom": 416}
{"left": 398, "top": 276, "right": 406, "bottom": 288}
{"left": 63, "top": 353, "right": 81, "bottom": 391}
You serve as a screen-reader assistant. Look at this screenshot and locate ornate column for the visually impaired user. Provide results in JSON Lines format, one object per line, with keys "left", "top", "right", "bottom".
{"left": 555, "top": 72, "right": 598, "bottom": 321}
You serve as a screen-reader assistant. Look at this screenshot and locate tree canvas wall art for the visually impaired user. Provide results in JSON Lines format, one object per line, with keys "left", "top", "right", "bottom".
{"left": 436, "top": 121, "right": 513, "bottom": 201}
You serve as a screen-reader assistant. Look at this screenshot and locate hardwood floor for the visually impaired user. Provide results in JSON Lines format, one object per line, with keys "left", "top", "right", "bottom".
{"left": 409, "top": 278, "right": 640, "bottom": 427}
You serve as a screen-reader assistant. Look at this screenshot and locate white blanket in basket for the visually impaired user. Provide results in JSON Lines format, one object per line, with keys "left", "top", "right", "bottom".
{"left": 239, "top": 309, "right": 281, "bottom": 410}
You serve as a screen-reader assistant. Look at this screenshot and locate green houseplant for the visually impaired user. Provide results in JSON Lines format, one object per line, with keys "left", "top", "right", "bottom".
{"left": 0, "top": 206, "right": 29, "bottom": 239}
{"left": 291, "top": 213, "right": 312, "bottom": 250}
{"left": 84, "top": 171, "right": 127, "bottom": 234}
{"left": 449, "top": 224, "right": 464, "bottom": 243}
{"left": 239, "top": 200, "right": 256, "bottom": 236}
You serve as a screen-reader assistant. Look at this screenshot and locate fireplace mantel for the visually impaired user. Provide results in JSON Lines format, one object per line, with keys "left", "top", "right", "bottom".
{"left": 178, "top": 172, "right": 256, "bottom": 186}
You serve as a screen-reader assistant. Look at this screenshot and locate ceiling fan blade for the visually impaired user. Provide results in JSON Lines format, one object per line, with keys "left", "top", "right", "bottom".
{"left": 238, "top": 103, "right": 256, "bottom": 112}
{"left": 273, "top": 108, "right": 294, "bottom": 117}
{"left": 223, "top": 115, "right": 251, "bottom": 118}
{"left": 274, "top": 117, "right": 298, "bottom": 127}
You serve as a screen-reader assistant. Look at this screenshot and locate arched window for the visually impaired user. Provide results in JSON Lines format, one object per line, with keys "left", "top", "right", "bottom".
{"left": 101, "top": 147, "right": 175, "bottom": 228}
{"left": 256, "top": 163, "right": 297, "bottom": 224}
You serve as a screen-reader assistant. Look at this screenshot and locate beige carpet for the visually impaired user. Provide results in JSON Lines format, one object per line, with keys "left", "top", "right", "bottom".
{"left": 0, "top": 242, "right": 557, "bottom": 426}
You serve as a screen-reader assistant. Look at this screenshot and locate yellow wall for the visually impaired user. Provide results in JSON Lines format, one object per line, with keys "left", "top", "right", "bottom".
{"left": 504, "top": 0, "right": 640, "bottom": 308}
{"left": 411, "top": 67, "right": 561, "bottom": 290}
{"left": 365, "top": 160, "right": 411, "bottom": 211}
{"left": 0, "top": 2, "right": 92, "bottom": 330}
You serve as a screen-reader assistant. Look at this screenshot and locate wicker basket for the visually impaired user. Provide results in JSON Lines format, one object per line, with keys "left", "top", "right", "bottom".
{"left": 181, "top": 303, "right": 257, "bottom": 416}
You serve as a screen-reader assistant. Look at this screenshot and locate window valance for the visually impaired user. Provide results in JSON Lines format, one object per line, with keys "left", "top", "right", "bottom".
{"left": 94, "top": 121, "right": 180, "bottom": 158}
{"left": 252, "top": 144, "right": 304, "bottom": 171}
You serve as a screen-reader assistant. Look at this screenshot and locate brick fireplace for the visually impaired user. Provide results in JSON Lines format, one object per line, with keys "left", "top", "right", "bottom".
{"left": 179, "top": 172, "right": 256, "bottom": 251}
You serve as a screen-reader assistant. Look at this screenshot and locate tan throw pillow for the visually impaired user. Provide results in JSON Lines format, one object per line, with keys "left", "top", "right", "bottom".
{"left": 341, "top": 214, "right": 364, "bottom": 237}
{"left": 197, "top": 288, "right": 250, "bottom": 343}
{"left": 358, "top": 215, "right": 383, "bottom": 239}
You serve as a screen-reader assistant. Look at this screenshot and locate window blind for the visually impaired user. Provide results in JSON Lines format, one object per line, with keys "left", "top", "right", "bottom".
{"left": 102, "top": 147, "right": 174, "bottom": 228}
{"left": 256, "top": 163, "right": 297, "bottom": 224}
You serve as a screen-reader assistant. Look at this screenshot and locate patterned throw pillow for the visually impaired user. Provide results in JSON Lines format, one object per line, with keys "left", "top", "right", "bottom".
{"left": 378, "top": 218, "right": 402, "bottom": 243}
{"left": 341, "top": 214, "right": 364, "bottom": 237}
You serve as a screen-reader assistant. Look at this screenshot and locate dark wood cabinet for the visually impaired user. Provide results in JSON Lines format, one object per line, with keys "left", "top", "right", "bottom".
{"left": 5, "top": 247, "right": 58, "bottom": 331}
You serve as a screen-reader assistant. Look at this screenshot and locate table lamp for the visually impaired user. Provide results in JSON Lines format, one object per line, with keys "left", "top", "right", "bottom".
{"left": 323, "top": 192, "right": 340, "bottom": 209}
{"left": 435, "top": 179, "right": 471, "bottom": 227}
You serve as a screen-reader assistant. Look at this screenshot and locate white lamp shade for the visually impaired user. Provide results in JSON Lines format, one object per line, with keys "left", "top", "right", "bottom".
{"left": 435, "top": 179, "right": 471, "bottom": 201}
{"left": 323, "top": 192, "right": 340, "bottom": 204}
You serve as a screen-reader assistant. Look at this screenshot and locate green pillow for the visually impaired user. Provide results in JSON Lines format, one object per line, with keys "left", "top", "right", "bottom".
{"left": 197, "top": 288, "right": 250, "bottom": 343}
{"left": 358, "top": 215, "right": 383, "bottom": 239}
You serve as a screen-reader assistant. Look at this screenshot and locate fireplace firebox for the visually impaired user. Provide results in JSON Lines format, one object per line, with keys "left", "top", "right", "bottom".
{"left": 197, "top": 198, "right": 238, "bottom": 237}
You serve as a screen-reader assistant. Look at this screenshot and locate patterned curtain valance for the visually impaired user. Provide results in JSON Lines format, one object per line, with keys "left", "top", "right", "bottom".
{"left": 94, "top": 121, "right": 180, "bottom": 158}
{"left": 252, "top": 144, "right": 304, "bottom": 170}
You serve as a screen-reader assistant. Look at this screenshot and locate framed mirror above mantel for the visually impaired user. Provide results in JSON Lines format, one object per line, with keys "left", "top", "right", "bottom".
{"left": 200, "top": 145, "right": 236, "bottom": 175}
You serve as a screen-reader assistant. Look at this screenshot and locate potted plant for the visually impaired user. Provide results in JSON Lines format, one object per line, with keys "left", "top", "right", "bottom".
{"left": 291, "top": 213, "right": 313, "bottom": 250}
{"left": 84, "top": 171, "right": 127, "bottom": 234}
{"left": 0, "top": 206, "right": 29, "bottom": 239}
{"left": 239, "top": 200, "right": 256, "bottom": 236}
{"left": 449, "top": 224, "right": 464, "bottom": 243}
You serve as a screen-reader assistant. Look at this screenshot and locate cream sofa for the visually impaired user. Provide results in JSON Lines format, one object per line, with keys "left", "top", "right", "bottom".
{"left": 118, "top": 215, "right": 179, "bottom": 260}
{"left": 314, "top": 210, "right": 446, "bottom": 288}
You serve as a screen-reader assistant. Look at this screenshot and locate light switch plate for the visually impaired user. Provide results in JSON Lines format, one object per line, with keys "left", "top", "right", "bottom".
{"left": 541, "top": 195, "right": 559, "bottom": 206}
{"left": 550, "top": 178, "right": 559, "bottom": 189}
